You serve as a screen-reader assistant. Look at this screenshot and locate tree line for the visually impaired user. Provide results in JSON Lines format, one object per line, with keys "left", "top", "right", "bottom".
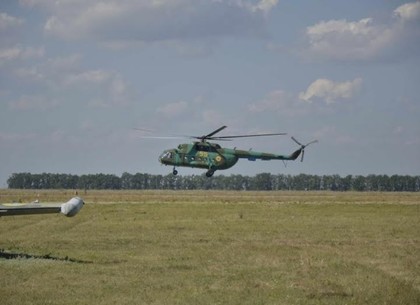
{"left": 7, "top": 172, "right": 420, "bottom": 192}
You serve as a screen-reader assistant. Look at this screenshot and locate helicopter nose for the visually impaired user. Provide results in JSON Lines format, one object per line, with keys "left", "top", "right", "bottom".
{"left": 159, "top": 151, "right": 169, "bottom": 164}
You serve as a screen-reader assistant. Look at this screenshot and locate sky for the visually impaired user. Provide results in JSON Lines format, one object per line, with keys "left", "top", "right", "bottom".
{"left": 1, "top": 0, "right": 419, "bottom": 186}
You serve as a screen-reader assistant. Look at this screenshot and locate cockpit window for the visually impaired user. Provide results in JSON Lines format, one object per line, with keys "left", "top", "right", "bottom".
{"left": 162, "top": 152, "right": 173, "bottom": 159}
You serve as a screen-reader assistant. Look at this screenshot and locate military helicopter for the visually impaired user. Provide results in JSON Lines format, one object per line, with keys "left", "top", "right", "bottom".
{"left": 156, "top": 126, "right": 317, "bottom": 177}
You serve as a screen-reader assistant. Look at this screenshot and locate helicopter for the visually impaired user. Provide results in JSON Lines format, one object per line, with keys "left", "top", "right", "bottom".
{"left": 156, "top": 126, "right": 317, "bottom": 177}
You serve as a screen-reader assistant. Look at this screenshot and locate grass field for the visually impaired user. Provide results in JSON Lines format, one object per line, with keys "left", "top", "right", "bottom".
{"left": 1, "top": 190, "right": 419, "bottom": 305}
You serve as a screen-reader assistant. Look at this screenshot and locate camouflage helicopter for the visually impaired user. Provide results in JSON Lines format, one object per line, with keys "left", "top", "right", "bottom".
{"left": 156, "top": 126, "right": 317, "bottom": 177}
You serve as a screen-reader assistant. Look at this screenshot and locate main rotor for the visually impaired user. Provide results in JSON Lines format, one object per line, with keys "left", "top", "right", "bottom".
{"left": 136, "top": 125, "right": 288, "bottom": 144}
{"left": 193, "top": 125, "right": 287, "bottom": 142}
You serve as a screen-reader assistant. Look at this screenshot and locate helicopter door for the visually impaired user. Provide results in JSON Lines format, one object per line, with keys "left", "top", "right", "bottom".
{"left": 180, "top": 153, "right": 188, "bottom": 165}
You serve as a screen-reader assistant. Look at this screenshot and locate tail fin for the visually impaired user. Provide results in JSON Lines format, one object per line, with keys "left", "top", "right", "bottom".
{"left": 288, "top": 148, "right": 303, "bottom": 161}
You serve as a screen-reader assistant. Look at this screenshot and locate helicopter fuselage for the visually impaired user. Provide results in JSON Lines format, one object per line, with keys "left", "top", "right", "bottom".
{"left": 159, "top": 141, "right": 302, "bottom": 177}
{"left": 159, "top": 142, "right": 238, "bottom": 172}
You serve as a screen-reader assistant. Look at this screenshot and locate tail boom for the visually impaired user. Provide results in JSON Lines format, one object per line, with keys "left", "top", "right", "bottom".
{"left": 228, "top": 148, "right": 302, "bottom": 161}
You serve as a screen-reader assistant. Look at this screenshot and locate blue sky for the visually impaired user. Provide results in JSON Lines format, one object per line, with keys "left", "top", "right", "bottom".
{"left": 1, "top": 0, "right": 419, "bottom": 186}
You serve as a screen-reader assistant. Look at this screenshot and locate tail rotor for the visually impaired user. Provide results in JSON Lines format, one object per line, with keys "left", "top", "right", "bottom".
{"left": 291, "top": 137, "right": 318, "bottom": 162}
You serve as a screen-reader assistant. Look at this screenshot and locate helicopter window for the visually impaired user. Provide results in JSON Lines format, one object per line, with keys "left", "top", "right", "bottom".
{"left": 196, "top": 145, "right": 210, "bottom": 152}
{"left": 196, "top": 144, "right": 220, "bottom": 152}
{"left": 162, "top": 152, "right": 173, "bottom": 159}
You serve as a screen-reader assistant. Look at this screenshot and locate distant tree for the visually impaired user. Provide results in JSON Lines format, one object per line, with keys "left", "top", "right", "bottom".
{"left": 7, "top": 173, "right": 28, "bottom": 189}
{"left": 121, "top": 172, "right": 133, "bottom": 189}
{"left": 6, "top": 172, "right": 420, "bottom": 192}
{"left": 253, "top": 173, "right": 272, "bottom": 190}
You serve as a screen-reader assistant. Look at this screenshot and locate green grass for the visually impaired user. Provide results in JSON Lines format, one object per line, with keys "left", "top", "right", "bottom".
{"left": 1, "top": 190, "right": 419, "bottom": 305}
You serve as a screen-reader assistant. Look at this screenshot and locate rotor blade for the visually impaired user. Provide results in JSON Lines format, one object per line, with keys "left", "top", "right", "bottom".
{"left": 203, "top": 126, "right": 227, "bottom": 139}
{"left": 306, "top": 140, "right": 319, "bottom": 146}
{"left": 211, "top": 132, "right": 287, "bottom": 139}
{"left": 291, "top": 136, "right": 303, "bottom": 146}
{"left": 138, "top": 136, "right": 188, "bottom": 140}
{"left": 133, "top": 128, "right": 155, "bottom": 132}
{"left": 201, "top": 138, "right": 232, "bottom": 141}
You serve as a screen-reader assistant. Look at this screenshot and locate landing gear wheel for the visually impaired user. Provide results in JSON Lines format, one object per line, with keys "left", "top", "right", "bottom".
{"left": 173, "top": 169, "right": 178, "bottom": 176}
{"left": 205, "top": 170, "right": 214, "bottom": 177}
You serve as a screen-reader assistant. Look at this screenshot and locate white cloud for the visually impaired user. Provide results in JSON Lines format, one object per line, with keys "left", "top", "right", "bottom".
{"left": 393, "top": 126, "right": 404, "bottom": 135}
{"left": 248, "top": 78, "right": 363, "bottom": 117}
{"left": 0, "top": 46, "right": 44, "bottom": 63}
{"left": 12, "top": 54, "right": 82, "bottom": 84}
{"left": 8, "top": 52, "right": 132, "bottom": 108}
{"left": 303, "top": 1, "right": 420, "bottom": 61}
{"left": 38, "top": 0, "right": 276, "bottom": 45}
{"left": 22, "top": 46, "right": 45, "bottom": 59}
{"left": 46, "top": 54, "right": 82, "bottom": 71}
{"left": 14, "top": 66, "right": 45, "bottom": 82}
{"left": 109, "top": 74, "right": 130, "bottom": 106}
{"left": 247, "top": 89, "right": 315, "bottom": 118}
{"left": 256, "top": 0, "right": 279, "bottom": 12}
{"left": 313, "top": 126, "right": 357, "bottom": 145}
{"left": 394, "top": 2, "right": 420, "bottom": 22}
{"left": 63, "top": 70, "right": 131, "bottom": 107}
{"left": 0, "top": 12, "right": 24, "bottom": 31}
{"left": 304, "top": 18, "right": 394, "bottom": 61}
{"left": 8, "top": 95, "right": 58, "bottom": 111}
{"left": 0, "top": 47, "right": 21, "bottom": 61}
{"left": 157, "top": 100, "right": 188, "bottom": 118}
{"left": 248, "top": 90, "right": 294, "bottom": 113}
{"left": 0, "top": 131, "right": 37, "bottom": 143}
{"left": 201, "top": 109, "right": 225, "bottom": 126}
{"left": 64, "top": 70, "right": 113, "bottom": 86}
{"left": 299, "top": 78, "right": 362, "bottom": 104}
{"left": 110, "top": 75, "right": 126, "bottom": 97}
